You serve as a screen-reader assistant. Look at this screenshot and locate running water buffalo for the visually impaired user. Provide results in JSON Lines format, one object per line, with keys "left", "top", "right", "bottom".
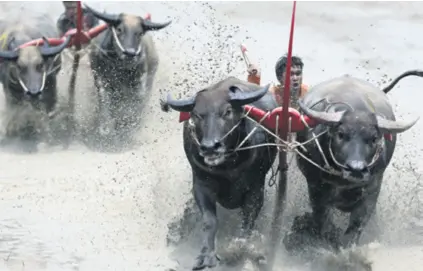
{"left": 284, "top": 71, "right": 421, "bottom": 252}
{"left": 84, "top": 4, "right": 171, "bottom": 138}
{"left": 163, "top": 77, "right": 278, "bottom": 270}
{"left": 0, "top": 15, "right": 70, "bottom": 151}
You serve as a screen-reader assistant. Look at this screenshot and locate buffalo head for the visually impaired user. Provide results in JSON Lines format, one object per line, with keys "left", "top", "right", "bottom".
{"left": 299, "top": 101, "right": 419, "bottom": 181}
{"left": 0, "top": 35, "right": 70, "bottom": 97}
{"left": 165, "top": 80, "right": 270, "bottom": 166}
{"left": 84, "top": 4, "right": 171, "bottom": 60}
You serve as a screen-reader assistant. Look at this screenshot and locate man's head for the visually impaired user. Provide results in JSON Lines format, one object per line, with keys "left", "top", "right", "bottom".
{"left": 63, "top": 1, "right": 78, "bottom": 19}
{"left": 275, "top": 54, "right": 304, "bottom": 93}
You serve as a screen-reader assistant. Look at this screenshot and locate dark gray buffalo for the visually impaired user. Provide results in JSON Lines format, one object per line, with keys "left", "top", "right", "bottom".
{"left": 285, "top": 72, "right": 421, "bottom": 252}
{"left": 0, "top": 16, "right": 70, "bottom": 150}
{"left": 84, "top": 5, "right": 171, "bottom": 138}
{"left": 163, "top": 77, "right": 278, "bottom": 270}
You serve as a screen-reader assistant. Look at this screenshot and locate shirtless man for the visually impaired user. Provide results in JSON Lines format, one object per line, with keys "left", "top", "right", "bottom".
{"left": 56, "top": 1, "right": 99, "bottom": 36}
{"left": 247, "top": 54, "right": 308, "bottom": 108}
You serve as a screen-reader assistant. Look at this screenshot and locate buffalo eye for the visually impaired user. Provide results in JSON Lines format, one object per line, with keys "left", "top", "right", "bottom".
{"left": 191, "top": 112, "right": 202, "bottom": 121}
{"left": 116, "top": 26, "right": 123, "bottom": 34}
{"left": 18, "top": 65, "right": 28, "bottom": 74}
{"left": 337, "top": 131, "right": 345, "bottom": 141}
{"left": 35, "top": 63, "right": 43, "bottom": 72}
{"left": 223, "top": 107, "right": 233, "bottom": 118}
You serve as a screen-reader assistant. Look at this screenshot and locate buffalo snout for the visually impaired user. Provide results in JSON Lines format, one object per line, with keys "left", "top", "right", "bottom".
{"left": 199, "top": 138, "right": 226, "bottom": 166}
{"left": 123, "top": 48, "right": 138, "bottom": 57}
{"left": 346, "top": 160, "right": 367, "bottom": 172}
{"left": 26, "top": 88, "right": 42, "bottom": 97}
{"left": 343, "top": 160, "right": 371, "bottom": 182}
{"left": 200, "top": 139, "right": 223, "bottom": 155}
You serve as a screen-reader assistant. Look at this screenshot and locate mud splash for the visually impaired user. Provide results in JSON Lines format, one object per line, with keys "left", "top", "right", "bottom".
{"left": 0, "top": 1, "right": 422, "bottom": 271}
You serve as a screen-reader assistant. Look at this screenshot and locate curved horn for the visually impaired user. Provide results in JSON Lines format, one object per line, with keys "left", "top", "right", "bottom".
{"left": 229, "top": 84, "right": 270, "bottom": 106}
{"left": 165, "top": 93, "right": 196, "bottom": 112}
{"left": 298, "top": 99, "right": 345, "bottom": 124}
{"left": 84, "top": 4, "right": 121, "bottom": 25}
{"left": 382, "top": 70, "right": 423, "bottom": 94}
{"left": 40, "top": 35, "right": 71, "bottom": 58}
{"left": 0, "top": 50, "right": 19, "bottom": 61}
{"left": 376, "top": 115, "right": 420, "bottom": 134}
{"left": 142, "top": 20, "right": 172, "bottom": 31}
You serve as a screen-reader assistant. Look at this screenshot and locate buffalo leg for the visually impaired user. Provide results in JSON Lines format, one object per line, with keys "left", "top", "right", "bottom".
{"left": 192, "top": 180, "right": 219, "bottom": 270}
{"left": 95, "top": 80, "right": 115, "bottom": 137}
{"left": 239, "top": 183, "right": 266, "bottom": 266}
{"left": 307, "top": 181, "right": 331, "bottom": 235}
{"left": 284, "top": 177, "right": 333, "bottom": 252}
{"left": 240, "top": 183, "right": 264, "bottom": 237}
{"left": 341, "top": 189, "right": 380, "bottom": 248}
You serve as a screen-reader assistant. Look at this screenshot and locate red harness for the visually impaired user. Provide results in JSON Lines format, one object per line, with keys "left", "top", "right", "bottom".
{"left": 178, "top": 110, "right": 392, "bottom": 141}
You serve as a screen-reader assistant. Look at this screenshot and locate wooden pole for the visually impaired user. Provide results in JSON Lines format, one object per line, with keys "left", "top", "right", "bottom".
{"left": 66, "top": 1, "right": 83, "bottom": 147}
{"left": 266, "top": 2, "right": 297, "bottom": 270}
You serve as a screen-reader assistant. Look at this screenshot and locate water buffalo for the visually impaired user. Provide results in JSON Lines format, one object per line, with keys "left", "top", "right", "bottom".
{"left": 284, "top": 72, "right": 421, "bottom": 252}
{"left": 84, "top": 4, "right": 171, "bottom": 138}
{"left": 0, "top": 15, "right": 70, "bottom": 151}
{"left": 163, "top": 77, "right": 278, "bottom": 270}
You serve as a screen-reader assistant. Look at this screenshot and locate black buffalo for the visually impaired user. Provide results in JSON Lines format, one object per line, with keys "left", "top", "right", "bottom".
{"left": 284, "top": 72, "right": 421, "bottom": 252}
{"left": 163, "top": 77, "right": 278, "bottom": 270}
{"left": 84, "top": 4, "right": 171, "bottom": 138}
{"left": 0, "top": 15, "right": 70, "bottom": 150}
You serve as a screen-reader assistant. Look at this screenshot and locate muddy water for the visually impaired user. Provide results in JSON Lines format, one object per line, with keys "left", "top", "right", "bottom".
{"left": 0, "top": 1, "right": 422, "bottom": 271}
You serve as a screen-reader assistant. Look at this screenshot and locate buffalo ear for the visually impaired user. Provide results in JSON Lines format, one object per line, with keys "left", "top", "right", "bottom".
{"left": 164, "top": 93, "right": 195, "bottom": 112}
{"left": 376, "top": 115, "right": 419, "bottom": 134}
{"left": 228, "top": 84, "right": 270, "bottom": 107}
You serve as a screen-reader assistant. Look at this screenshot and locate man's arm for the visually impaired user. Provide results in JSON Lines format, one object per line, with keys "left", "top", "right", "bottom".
{"left": 300, "top": 84, "right": 309, "bottom": 98}
{"left": 247, "top": 64, "right": 261, "bottom": 85}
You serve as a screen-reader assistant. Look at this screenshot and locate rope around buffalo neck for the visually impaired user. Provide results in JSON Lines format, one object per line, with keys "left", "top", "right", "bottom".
{"left": 238, "top": 111, "right": 383, "bottom": 184}
{"left": 185, "top": 104, "right": 384, "bottom": 184}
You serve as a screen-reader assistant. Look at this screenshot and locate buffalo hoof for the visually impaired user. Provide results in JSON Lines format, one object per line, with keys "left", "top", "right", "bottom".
{"left": 292, "top": 213, "right": 318, "bottom": 234}
{"left": 224, "top": 233, "right": 266, "bottom": 268}
{"left": 224, "top": 237, "right": 248, "bottom": 266}
{"left": 322, "top": 226, "right": 344, "bottom": 250}
{"left": 192, "top": 252, "right": 219, "bottom": 270}
{"left": 283, "top": 213, "right": 320, "bottom": 254}
{"left": 283, "top": 229, "right": 315, "bottom": 255}
{"left": 338, "top": 230, "right": 359, "bottom": 250}
{"left": 98, "top": 123, "right": 113, "bottom": 137}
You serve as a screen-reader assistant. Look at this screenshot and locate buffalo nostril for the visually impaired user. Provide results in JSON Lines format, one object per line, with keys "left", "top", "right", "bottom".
{"left": 213, "top": 141, "right": 222, "bottom": 149}
{"left": 200, "top": 140, "right": 222, "bottom": 153}
{"left": 124, "top": 48, "right": 137, "bottom": 56}
{"left": 346, "top": 160, "right": 367, "bottom": 172}
{"left": 26, "top": 90, "right": 42, "bottom": 97}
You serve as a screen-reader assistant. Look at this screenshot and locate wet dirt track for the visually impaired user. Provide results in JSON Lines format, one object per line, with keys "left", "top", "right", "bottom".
{"left": 0, "top": 1, "right": 422, "bottom": 271}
